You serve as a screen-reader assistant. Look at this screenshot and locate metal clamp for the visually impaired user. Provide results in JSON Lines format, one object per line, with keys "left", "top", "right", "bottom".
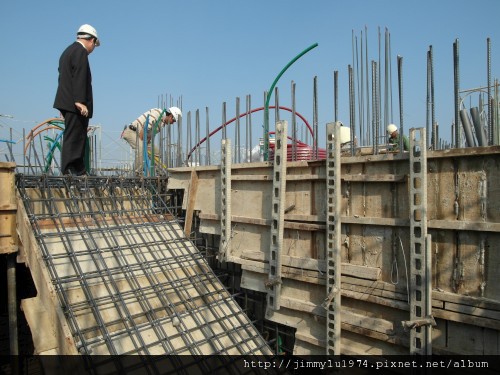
{"left": 264, "top": 277, "right": 282, "bottom": 289}
{"left": 321, "top": 286, "right": 339, "bottom": 309}
{"left": 401, "top": 315, "right": 436, "bottom": 330}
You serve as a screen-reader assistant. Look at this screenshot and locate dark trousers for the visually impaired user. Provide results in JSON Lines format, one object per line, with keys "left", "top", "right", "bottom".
{"left": 60, "top": 111, "right": 89, "bottom": 175}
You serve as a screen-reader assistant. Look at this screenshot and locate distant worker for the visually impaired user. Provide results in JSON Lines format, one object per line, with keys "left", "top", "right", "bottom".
{"left": 121, "top": 107, "right": 182, "bottom": 174}
{"left": 54, "top": 24, "right": 100, "bottom": 176}
{"left": 387, "top": 124, "right": 409, "bottom": 151}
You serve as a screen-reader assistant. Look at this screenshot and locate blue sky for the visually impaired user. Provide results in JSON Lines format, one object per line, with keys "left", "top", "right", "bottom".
{"left": 1, "top": 0, "right": 499, "bottom": 161}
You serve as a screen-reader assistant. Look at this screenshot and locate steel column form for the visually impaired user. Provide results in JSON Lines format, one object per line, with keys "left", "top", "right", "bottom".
{"left": 266, "top": 121, "right": 287, "bottom": 311}
{"left": 408, "top": 128, "right": 433, "bottom": 355}
{"left": 219, "top": 139, "right": 232, "bottom": 263}
{"left": 324, "top": 122, "right": 342, "bottom": 355}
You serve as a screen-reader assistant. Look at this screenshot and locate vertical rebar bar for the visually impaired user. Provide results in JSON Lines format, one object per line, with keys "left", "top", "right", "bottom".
{"left": 206, "top": 107, "right": 211, "bottom": 166}
{"left": 360, "top": 30, "right": 365, "bottom": 146}
{"left": 186, "top": 111, "right": 192, "bottom": 166}
{"left": 245, "top": 95, "right": 250, "bottom": 162}
{"left": 398, "top": 55, "right": 405, "bottom": 154}
{"left": 430, "top": 46, "right": 436, "bottom": 150}
{"left": 236, "top": 97, "right": 241, "bottom": 163}
{"left": 334, "top": 71, "right": 339, "bottom": 123}
{"left": 454, "top": 39, "right": 461, "bottom": 148}
{"left": 291, "top": 81, "right": 297, "bottom": 162}
{"left": 176, "top": 111, "right": 182, "bottom": 168}
{"left": 196, "top": 109, "right": 201, "bottom": 166}
{"left": 313, "top": 76, "right": 318, "bottom": 159}
{"left": 372, "top": 61, "right": 379, "bottom": 154}
{"left": 365, "top": 26, "right": 371, "bottom": 145}
{"left": 355, "top": 33, "right": 362, "bottom": 145}
{"left": 384, "top": 28, "right": 390, "bottom": 133}
{"left": 487, "top": 37, "right": 492, "bottom": 145}
{"left": 348, "top": 65, "right": 355, "bottom": 156}
{"left": 222, "top": 102, "right": 227, "bottom": 140}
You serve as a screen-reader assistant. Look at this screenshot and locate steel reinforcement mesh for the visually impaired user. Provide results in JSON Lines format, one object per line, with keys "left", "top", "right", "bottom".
{"left": 16, "top": 175, "right": 275, "bottom": 373}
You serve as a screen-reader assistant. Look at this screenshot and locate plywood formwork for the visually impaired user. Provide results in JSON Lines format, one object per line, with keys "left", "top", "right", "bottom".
{"left": 167, "top": 144, "right": 500, "bottom": 356}
{"left": 14, "top": 175, "right": 272, "bottom": 371}
{"left": 0, "top": 162, "right": 17, "bottom": 254}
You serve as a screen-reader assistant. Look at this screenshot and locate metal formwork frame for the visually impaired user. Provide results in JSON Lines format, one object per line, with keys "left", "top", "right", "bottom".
{"left": 266, "top": 120, "right": 287, "bottom": 311}
{"left": 408, "top": 127, "right": 433, "bottom": 355}
{"left": 324, "top": 122, "right": 342, "bottom": 355}
{"left": 219, "top": 139, "right": 232, "bottom": 262}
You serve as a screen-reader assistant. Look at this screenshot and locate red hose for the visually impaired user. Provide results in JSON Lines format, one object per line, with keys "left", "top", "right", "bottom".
{"left": 187, "top": 106, "right": 312, "bottom": 160}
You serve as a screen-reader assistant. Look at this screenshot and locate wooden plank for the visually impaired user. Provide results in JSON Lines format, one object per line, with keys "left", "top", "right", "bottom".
{"left": 0, "top": 213, "right": 17, "bottom": 254}
{"left": 231, "top": 175, "right": 271, "bottom": 181}
{"left": 16, "top": 195, "right": 78, "bottom": 354}
{"left": 202, "top": 211, "right": 498, "bottom": 233}
{"left": 183, "top": 169, "right": 199, "bottom": 236}
{"left": 433, "top": 290, "right": 500, "bottom": 311}
{"left": 35, "top": 214, "right": 171, "bottom": 230}
{"left": 21, "top": 297, "right": 58, "bottom": 354}
{"left": 341, "top": 216, "right": 410, "bottom": 227}
{"left": 342, "top": 174, "right": 407, "bottom": 182}
{"left": 241, "top": 250, "right": 381, "bottom": 281}
{"left": 444, "top": 301, "right": 500, "bottom": 321}
{"left": 428, "top": 219, "right": 500, "bottom": 232}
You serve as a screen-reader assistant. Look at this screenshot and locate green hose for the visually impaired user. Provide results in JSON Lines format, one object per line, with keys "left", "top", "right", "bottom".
{"left": 263, "top": 42, "right": 319, "bottom": 161}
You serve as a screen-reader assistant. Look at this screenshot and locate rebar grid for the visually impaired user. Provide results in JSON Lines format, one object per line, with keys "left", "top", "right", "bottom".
{"left": 16, "top": 175, "right": 272, "bottom": 367}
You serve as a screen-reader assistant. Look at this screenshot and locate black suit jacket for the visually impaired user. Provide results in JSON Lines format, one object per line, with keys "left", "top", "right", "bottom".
{"left": 53, "top": 42, "right": 93, "bottom": 118}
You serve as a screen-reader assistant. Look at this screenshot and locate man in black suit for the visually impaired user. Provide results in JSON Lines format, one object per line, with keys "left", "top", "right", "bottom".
{"left": 54, "top": 24, "right": 100, "bottom": 176}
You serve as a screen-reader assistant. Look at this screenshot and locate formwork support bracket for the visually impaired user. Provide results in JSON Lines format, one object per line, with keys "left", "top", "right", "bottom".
{"left": 409, "top": 127, "right": 433, "bottom": 355}
{"left": 266, "top": 121, "right": 287, "bottom": 311}
{"left": 219, "top": 138, "right": 232, "bottom": 262}
{"left": 325, "top": 122, "right": 342, "bottom": 355}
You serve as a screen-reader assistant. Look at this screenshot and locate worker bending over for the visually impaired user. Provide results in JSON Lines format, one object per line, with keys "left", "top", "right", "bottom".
{"left": 122, "top": 107, "right": 182, "bottom": 175}
{"left": 387, "top": 124, "right": 409, "bottom": 152}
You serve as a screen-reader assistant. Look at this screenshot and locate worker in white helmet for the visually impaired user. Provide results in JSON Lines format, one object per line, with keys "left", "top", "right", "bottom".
{"left": 121, "top": 107, "right": 182, "bottom": 175}
{"left": 54, "top": 24, "right": 100, "bottom": 176}
{"left": 387, "top": 124, "right": 409, "bottom": 151}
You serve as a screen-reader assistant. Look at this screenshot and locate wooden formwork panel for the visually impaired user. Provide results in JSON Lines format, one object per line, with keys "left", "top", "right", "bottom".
{"left": 0, "top": 162, "right": 17, "bottom": 254}
{"left": 167, "top": 146, "right": 500, "bottom": 356}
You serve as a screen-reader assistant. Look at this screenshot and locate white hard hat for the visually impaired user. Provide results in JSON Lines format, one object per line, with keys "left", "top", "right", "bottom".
{"left": 168, "top": 107, "right": 182, "bottom": 122}
{"left": 387, "top": 124, "right": 398, "bottom": 135}
{"left": 77, "top": 24, "right": 100, "bottom": 46}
